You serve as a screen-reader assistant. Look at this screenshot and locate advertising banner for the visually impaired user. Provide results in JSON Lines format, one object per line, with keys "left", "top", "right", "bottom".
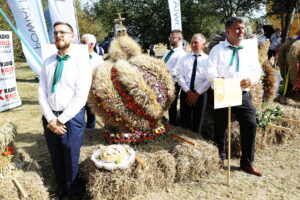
{"left": 7, "top": 0, "right": 50, "bottom": 76}
{"left": 168, "top": 0, "right": 182, "bottom": 31}
{"left": 48, "top": 0, "right": 80, "bottom": 44}
{"left": 0, "top": 31, "right": 22, "bottom": 112}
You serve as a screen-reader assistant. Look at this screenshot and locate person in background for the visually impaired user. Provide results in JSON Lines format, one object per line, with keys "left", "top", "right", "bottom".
{"left": 81, "top": 33, "right": 104, "bottom": 129}
{"left": 38, "top": 22, "right": 92, "bottom": 199}
{"left": 176, "top": 33, "right": 210, "bottom": 133}
{"left": 162, "top": 30, "right": 187, "bottom": 126}
{"left": 206, "top": 17, "right": 262, "bottom": 176}
{"left": 268, "top": 28, "right": 281, "bottom": 60}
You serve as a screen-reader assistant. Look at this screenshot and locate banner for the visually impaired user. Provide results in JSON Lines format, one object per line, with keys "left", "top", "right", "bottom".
{"left": 168, "top": 0, "right": 182, "bottom": 31}
{"left": 48, "top": 0, "right": 80, "bottom": 44}
{"left": 7, "top": 0, "right": 50, "bottom": 76}
{"left": 0, "top": 31, "right": 22, "bottom": 112}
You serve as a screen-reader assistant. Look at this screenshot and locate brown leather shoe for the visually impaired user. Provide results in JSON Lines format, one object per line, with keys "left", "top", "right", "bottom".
{"left": 240, "top": 166, "right": 262, "bottom": 176}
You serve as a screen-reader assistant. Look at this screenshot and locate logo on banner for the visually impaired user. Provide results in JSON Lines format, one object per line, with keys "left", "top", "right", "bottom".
{"left": 0, "top": 87, "right": 17, "bottom": 101}
{"left": 0, "top": 90, "right": 4, "bottom": 100}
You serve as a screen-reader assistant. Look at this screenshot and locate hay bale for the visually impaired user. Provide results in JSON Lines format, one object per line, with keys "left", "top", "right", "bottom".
{"left": 278, "top": 39, "right": 300, "bottom": 88}
{"left": 287, "top": 40, "right": 300, "bottom": 87}
{"left": 0, "top": 122, "right": 17, "bottom": 151}
{"left": 0, "top": 170, "right": 49, "bottom": 200}
{"left": 0, "top": 155, "right": 14, "bottom": 180}
{"left": 172, "top": 141, "right": 219, "bottom": 182}
{"left": 261, "top": 60, "right": 276, "bottom": 104}
{"left": 80, "top": 127, "right": 220, "bottom": 199}
{"left": 81, "top": 148, "right": 175, "bottom": 200}
{"left": 230, "top": 100, "right": 300, "bottom": 156}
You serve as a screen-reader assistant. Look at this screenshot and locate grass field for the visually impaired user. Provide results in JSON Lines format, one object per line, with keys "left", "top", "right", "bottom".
{"left": 1, "top": 63, "right": 300, "bottom": 200}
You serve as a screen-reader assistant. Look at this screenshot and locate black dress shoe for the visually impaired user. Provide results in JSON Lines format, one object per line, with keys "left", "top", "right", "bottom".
{"left": 240, "top": 166, "right": 262, "bottom": 176}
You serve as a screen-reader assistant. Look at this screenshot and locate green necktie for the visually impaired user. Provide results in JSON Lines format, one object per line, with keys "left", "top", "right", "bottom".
{"left": 164, "top": 49, "right": 174, "bottom": 63}
{"left": 228, "top": 46, "right": 243, "bottom": 72}
{"left": 89, "top": 55, "right": 92, "bottom": 59}
{"left": 51, "top": 55, "right": 70, "bottom": 93}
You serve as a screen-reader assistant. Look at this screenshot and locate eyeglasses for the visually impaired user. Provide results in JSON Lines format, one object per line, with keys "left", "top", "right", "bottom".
{"left": 169, "top": 37, "right": 180, "bottom": 40}
{"left": 53, "top": 31, "right": 72, "bottom": 36}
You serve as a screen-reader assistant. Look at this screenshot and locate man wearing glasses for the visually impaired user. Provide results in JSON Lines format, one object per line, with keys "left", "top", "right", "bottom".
{"left": 162, "top": 30, "right": 186, "bottom": 126}
{"left": 38, "top": 22, "right": 91, "bottom": 199}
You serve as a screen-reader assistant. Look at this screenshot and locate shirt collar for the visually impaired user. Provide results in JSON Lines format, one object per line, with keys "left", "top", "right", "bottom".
{"left": 224, "top": 39, "right": 244, "bottom": 48}
{"left": 172, "top": 46, "right": 183, "bottom": 51}
{"left": 57, "top": 48, "right": 75, "bottom": 58}
{"left": 192, "top": 51, "right": 204, "bottom": 56}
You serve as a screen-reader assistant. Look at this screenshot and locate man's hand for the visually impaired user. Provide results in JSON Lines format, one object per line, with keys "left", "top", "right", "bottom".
{"left": 47, "top": 118, "right": 67, "bottom": 135}
{"left": 240, "top": 78, "right": 252, "bottom": 89}
{"left": 186, "top": 90, "right": 199, "bottom": 106}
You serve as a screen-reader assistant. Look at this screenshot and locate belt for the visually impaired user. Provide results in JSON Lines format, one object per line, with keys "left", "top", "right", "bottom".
{"left": 53, "top": 110, "right": 63, "bottom": 117}
{"left": 242, "top": 91, "right": 249, "bottom": 94}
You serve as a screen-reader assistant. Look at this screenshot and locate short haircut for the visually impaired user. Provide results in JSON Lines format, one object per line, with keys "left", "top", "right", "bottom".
{"left": 225, "top": 17, "right": 244, "bottom": 30}
{"left": 191, "top": 33, "right": 206, "bottom": 43}
{"left": 81, "top": 33, "right": 96, "bottom": 44}
{"left": 170, "top": 29, "right": 183, "bottom": 38}
{"left": 53, "top": 21, "right": 74, "bottom": 33}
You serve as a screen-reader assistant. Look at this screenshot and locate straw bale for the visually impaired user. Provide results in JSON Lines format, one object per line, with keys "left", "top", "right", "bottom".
{"left": 80, "top": 127, "right": 220, "bottom": 199}
{"left": 0, "top": 155, "right": 14, "bottom": 181}
{"left": 277, "top": 39, "right": 299, "bottom": 88}
{"left": 0, "top": 169, "right": 49, "bottom": 200}
{"left": 287, "top": 40, "right": 300, "bottom": 86}
{"left": 0, "top": 122, "right": 17, "bottom": 151}
{"left": 172, "top": 141, "right": 219, "bottom": 182}
{"left": 258, "top": 40, "right": 269, "bottom": 64}
{"left": 261, "top": 60, "right": 276, "bottom": 104}
{"left": 81, "top": 147, "right": 175, "bottom": 200}
{"left": 230, "top": 101, "right": 300, "bottom": 156}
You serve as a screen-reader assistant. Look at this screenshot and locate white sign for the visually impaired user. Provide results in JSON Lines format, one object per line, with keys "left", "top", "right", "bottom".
{"left": 214, "top": 78, "right": 242, "bottom": 109}
{"left": 48, "top": 0, "right": 80, "bottom": 44}
{"left": 168, "top": 0, "right": 182, "bottom": 31}
{"left": 0, "top": 31, "right": 22, "bottom": 112}
{"left": 7, "top": 0, "right": 50, "bottom": 76}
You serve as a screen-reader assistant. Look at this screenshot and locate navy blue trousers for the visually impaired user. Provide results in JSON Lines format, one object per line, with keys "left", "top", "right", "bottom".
{"left": 169, "top": 82, "right": 181, "bottom": 126}
{"left": 42, "top": 108, "right": 85, "bottom": 196}
{"left": 85, "top": 103, "right": 96, "bottom": 129}
{"left": 180, "top": 91, "right": 207, "bottom": 134}
{"left": 213, "top": 92, "right": 257, "bottom": 167}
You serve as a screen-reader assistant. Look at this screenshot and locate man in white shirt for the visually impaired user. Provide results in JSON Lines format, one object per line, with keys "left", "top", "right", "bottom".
{"left": 268, "top": 28, "right": 281, "bottom": 60}
{"left": 176, "top": 33, "right": 210, "bottom": 134}
{"left": 81, "top": 33, "right": 104, "bottom": 129}
{"left": 162, "top": 30, "right": 186, "bottom": 126}
{"left": 38, "top": 22, "right": 91, "bottom": 199}
{"left": 206, "top": 17, "right": 262, "bottom": 176}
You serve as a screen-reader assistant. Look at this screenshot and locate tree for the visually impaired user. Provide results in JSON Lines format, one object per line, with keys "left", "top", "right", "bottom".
{"left": 267, "top": 0, "right": 298, "bottom": 43}
{"left": 75, "top": 0, "right": 107, "bottom": 42}
{"left": 0, "top": 0, "right": 25, "bottom": 61}
{"left": 89, "top": 0, "right": 223, "bottom": 48}
{"left": 208, "top": 0, "right": 267, "bottom": 21}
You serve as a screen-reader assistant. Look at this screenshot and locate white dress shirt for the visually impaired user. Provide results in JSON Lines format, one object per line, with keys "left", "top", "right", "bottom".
{"left": 90, "top": 51, "right": 104, "bottom": 71}
{"left": 206, "top": 39, "right": 261, "bottom": 91}
{"left": 162, "top": 46, "right": 186, "bottom": 82}
{"left": 38, "top": 48, "right": 92, "bottom": 124}
{"left": 176, "top": 52, "right": 210, "bottom": 95}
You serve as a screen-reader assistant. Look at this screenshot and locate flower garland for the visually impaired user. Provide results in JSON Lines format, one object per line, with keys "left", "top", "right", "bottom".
{"left": 102, "top": 123, "right": 170, "bottom": 143}
{"left": 111, "top": 67, "right": 157, "bottom": 128}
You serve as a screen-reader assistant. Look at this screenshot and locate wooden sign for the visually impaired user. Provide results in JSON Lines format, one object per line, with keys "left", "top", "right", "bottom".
{"left": 214, "top": 78, "right": 242, "bottom": 109}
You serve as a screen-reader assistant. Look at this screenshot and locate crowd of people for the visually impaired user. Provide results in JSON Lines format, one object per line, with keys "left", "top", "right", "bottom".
{"left": 39, "top": 16, "right": 300, "bottom": 199}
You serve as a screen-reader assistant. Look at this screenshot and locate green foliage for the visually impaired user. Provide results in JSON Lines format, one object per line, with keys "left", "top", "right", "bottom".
{"left": 0, "top": 0, "right": 25, "bottom": 61}
{"left": 209, "top": 0, "right": 267, "bottom": 21}
{"left": 75, "top": 0, "right": 107, "bottom": 42}
{"left": 88, "top": 0, "right": 223, "bottom": 46}
{"left": 256, "top": 107, "right": 283, "bottom": 128}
